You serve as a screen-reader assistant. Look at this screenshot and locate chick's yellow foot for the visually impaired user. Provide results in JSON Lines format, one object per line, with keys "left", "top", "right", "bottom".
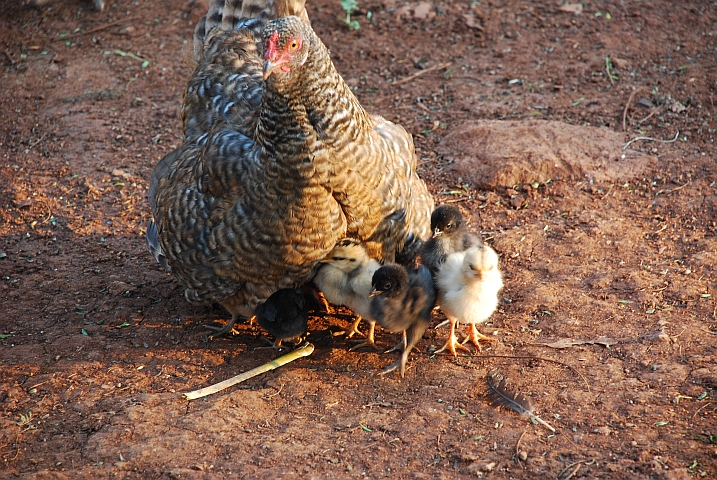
{"left": 345, "top": 316, "right": 364, "bottom": 339}
{"left": 349, "top": 322, "right": 377, "bottom": 351}
{"left": 461, "top": 324, "right": 493, "bottom": 351}
{"left": 434, "top": 320, "right": 471, "bottom": 356}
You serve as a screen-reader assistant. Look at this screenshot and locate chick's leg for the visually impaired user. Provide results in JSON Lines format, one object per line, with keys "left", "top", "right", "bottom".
{"left": 462, "top": 323, "right": 494, "bottom": 351}
{"left": 380, "top": 320, "right": 429, "bottom": 378}
{"left": 345, "top": 316, "right": 364, "bottom": 339}
{"left": 434, "top": 318, "right": 471, "bottom": 356}
{"left": 349, "top": 320, "right": 377, "bottom": 351}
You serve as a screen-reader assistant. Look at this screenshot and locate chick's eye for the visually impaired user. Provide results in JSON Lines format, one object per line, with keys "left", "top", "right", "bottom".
{"left": 383, "top": 283, "right": 392, "bottom": 290}
{"left": 445, "top": 224, "right": 453, "bottom": 230}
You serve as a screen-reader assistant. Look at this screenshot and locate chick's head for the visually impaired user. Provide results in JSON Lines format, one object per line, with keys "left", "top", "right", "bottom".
{"left": 370, "top": 264, "right": 408, "bottom": 299}
{"left": 321, "top": 238, "right": 370, "bottom": 272}
{"left": 430, "top": 205, "right": 466, "bottom": 238}
{"left": 464, "top": 245, "right": 499, "bottom": 281}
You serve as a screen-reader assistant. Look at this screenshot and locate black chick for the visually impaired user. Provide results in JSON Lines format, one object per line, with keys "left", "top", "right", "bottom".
{"left": 369, "top": 264, "right": 437, "bottom": 377}
{"left": 420, "top": 205, "right": 482, "bottom": 278}
{"left": 255, "top": 288, "right": 317, "bottom": 348}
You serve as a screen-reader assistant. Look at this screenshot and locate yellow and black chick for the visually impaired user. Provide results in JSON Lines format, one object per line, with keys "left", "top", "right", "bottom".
{"left": 369, "top": 264, "right": 437, "bottom": 377}
{"left": 434, "top": 245, "right": 503, "bottom": 356}
{"left": 313, "top": 238, "right": 382, "bottom": 349}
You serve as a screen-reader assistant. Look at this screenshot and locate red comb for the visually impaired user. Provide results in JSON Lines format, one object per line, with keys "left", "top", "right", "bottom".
{"left": 265, "top": 30, "right": 279, "bottom": 60}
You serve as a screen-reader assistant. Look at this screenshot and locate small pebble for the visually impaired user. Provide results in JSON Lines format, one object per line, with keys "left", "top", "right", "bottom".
{"left": 518, "top": 451, "right": 528, "bottom": 461}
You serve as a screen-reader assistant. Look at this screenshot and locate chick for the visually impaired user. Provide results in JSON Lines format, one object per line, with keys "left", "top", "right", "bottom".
{"left": 421, "top": 205, "right": 482, "bottom": 278}
{"left": 434, "top": 244, "right": 503, "bottom": 356}
{"left": 255, "top": 288, "right": 313, "bottom": 348}
{"left": 313, "top": 239, "right": 381, "bottom": 349}
{"left": 369, "top": 264, "right": 437, "bottom": 377}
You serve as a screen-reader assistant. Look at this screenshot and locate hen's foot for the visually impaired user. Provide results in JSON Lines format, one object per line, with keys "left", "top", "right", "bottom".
{"left": 204, "top": 318, "right": 240, "bottom": 337}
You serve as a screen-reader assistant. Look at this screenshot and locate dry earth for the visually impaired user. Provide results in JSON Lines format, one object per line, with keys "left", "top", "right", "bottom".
{"left": 1, "top": 0, "right": 716, "bottom": 478}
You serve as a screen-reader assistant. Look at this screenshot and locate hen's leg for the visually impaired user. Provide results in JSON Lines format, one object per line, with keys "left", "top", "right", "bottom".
{"left": 349, "top": 321, "right": 377, "bottom": 351}
{"left": 461, "top": 323, "right": 493, "bottom": 351}
{"left": 204, "top": 314, "right": 249, "bottom": 337}
{"left": 434, "top": 318, "right": 471, "bottom": 356}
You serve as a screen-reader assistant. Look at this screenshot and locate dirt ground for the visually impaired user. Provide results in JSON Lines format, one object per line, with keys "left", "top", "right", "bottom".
{"left": 1, "top": 0, "right": 716, "bottom": 478}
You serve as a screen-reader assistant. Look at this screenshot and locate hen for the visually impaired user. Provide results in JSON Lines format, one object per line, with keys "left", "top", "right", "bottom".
{"left": 434, "top": 244, "right": 503, "bottom": 356}
{"left": 147, "top": 0, "right": 434, "bottom": 335}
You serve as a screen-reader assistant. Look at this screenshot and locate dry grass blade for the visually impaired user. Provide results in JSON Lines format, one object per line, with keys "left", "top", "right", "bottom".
{"left": 485, "top": 370, "right": 555, "bottom": 432}
{"left": 184, "top": 342, "right": 315, "bottom": 400}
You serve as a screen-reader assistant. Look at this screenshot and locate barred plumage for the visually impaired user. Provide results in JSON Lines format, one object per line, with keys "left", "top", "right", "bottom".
{"left": 147, "top": 0, "right": 434, "bottom": 334}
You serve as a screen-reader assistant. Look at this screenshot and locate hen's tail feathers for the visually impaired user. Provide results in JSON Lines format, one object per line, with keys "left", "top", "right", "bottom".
{"left": 146, "top": 220, "right": 171, "bottom": 272}
{"left": 193, "top": 0, "right": 309, "bottom": 61}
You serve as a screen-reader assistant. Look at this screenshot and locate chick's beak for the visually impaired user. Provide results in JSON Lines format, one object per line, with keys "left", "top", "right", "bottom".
{"left": 368, "top": 289, "right": 380, "bottom": 298}
{"left": 432, "top": 228, "right": 443, "bottom": 238}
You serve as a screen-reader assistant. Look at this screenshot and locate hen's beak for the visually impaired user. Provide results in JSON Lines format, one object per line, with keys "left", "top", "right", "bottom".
{"left": 263, "top": 60, "right": 278, "bottom": 80}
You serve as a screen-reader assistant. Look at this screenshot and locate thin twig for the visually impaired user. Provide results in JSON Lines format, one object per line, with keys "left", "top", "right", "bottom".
{"left": 55, "top": 16, "right": 140, "bottom": 41}
{"left": 564, "top": 463, "right": 582, "bottom": 480}
{"left": 26, "top": 134, "right": 46, "bottom": 152}
{"left": 183, "top": 342, "right": 314, "bottom": 400}
{"left": 638, "top": 107, "right": 662, "bottom": 124}
{"left": 622, "top": 88, "right": 644, "bottom": 131}
{"left": 392, "top": 62, "right": 452, "bottom": 87}
{"left": 623, "top": 130, "right": 679, "bottom": 150}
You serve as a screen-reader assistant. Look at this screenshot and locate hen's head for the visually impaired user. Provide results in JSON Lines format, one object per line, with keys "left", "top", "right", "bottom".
{"left": 262, "top": 16, "right": 313, "bottom": 81}
{"left": 430, "top": 205, "right": 466, "bottom": 238}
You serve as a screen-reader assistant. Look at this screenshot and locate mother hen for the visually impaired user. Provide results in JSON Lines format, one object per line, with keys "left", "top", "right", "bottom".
{"left": 147, "top": 0, "right": 434, "bottom": 334}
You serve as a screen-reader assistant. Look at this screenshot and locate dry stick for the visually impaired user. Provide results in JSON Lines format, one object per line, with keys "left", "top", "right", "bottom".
{"left": 622, "top": 87, "right": 645, "bottom": 131}
{"left": 183, "top": 342, "right": 315, "bottom": 400}
{"left": 55, "top": 16, "right": 140, "bottom": 41}
{"left": 392, "top": 62, "right": 452, "bottom": 87}
{"left": 624, "top": 130, "right": 679, "bottom": 150}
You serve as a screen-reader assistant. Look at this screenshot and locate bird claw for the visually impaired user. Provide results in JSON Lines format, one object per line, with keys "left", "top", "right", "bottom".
{"left": 349, "top": 339, "right": 378, "bottom": 352}
{"left": 203, "top": 320, "right": 239, "bottom": 337}
{"left": 434, "top": 339, "right": 472, "bottom": 356}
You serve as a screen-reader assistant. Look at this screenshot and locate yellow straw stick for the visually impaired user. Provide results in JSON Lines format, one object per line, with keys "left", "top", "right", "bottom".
{"left": 183, "top": 342, "right": 315, "bottom": 400}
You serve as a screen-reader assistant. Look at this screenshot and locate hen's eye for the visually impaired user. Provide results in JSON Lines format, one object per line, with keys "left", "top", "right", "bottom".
{"left": 289, "top": 40, "right": 299, "bottom": 50}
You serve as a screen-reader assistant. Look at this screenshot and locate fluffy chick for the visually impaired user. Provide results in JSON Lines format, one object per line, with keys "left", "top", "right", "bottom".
{"left": 369, "top": 264, "right": 437, "bottom": 377}
{"left": 434, "top": 244, "right": 503, "bottom": 356}
{"left": 421, "top": 205, "right": 482, "bottom": 278}
{"left": 313, "top": 238, "right": 381, "bottom": 349}
{"left": 255, "top": 288, "right": 314, "bottom": 348}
